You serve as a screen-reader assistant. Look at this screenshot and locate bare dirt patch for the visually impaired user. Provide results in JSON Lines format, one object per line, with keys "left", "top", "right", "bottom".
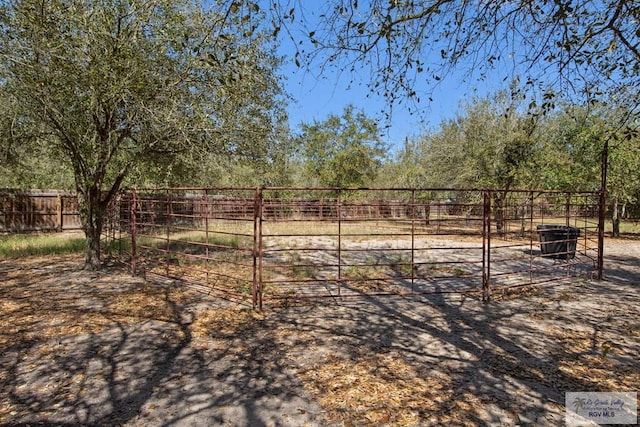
{"left": 0, "top": 239, "right": 638, "bottom": 426}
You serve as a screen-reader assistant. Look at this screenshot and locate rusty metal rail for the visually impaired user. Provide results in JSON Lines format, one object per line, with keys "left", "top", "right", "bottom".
{"left": 108, "top": 187, "right": 603, "bottom": 309}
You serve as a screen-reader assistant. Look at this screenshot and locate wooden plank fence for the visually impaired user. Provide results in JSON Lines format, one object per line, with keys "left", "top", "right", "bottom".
{"left": 0, "top": 189, "right": 81, "bottom": 232}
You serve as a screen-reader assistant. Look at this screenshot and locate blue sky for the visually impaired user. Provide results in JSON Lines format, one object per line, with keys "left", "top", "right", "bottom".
{"left": 270, "top": 2, "right": 536, "bottom": 154}
{"left": 280, "top": 54, "right": 505, "bottom": 153}
{"left": 273, "top": 5, "right": 507, "bottom": 153}
{"left": 280, "top": 59, "right": 500, "bottom": 151}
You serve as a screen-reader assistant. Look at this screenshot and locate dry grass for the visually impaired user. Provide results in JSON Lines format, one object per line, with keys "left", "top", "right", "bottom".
{"left": 299, "top": 354, "right": 461, "bottom": 425}
{"left": 1, "top": 249, "right": 639, "bottom": 426}
{"left": 297, "top": 335, "right": 638, "bottom": 426}
{"left": 191, "top": 307, "right": 265, "bottom": 341}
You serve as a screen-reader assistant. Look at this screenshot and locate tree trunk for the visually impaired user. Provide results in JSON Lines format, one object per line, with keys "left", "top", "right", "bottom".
{"left": 493, "top": 193, "right": 505, "bottom": 235}
{"left": 84, "top": 224, "right": 102, "bottom": 269}
{"left": 612, "top": 198, "right": 620, "bottom": 237}
{"left": 424, "top": 202, "right": 430, "bottom": 226}
{"left": 78, "top": 185, "right": 105, "bottom": 271}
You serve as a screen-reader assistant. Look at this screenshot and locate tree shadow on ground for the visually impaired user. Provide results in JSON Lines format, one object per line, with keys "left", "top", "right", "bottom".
{"left": 1, "top": 251, "right": 637, "bottom": 426}
{"left": 266, "top": 267, "right": 639, "bottom": 425}
{"left": 601, "top": 253, "right": 640, "bottom": 285}
{"left": 0, "top": 257, "right": 321, "bottom": 426}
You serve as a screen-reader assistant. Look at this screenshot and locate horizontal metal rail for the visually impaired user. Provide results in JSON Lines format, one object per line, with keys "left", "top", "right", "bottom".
{"left": 107, "top": 187, "right": 603, "bottom": 309}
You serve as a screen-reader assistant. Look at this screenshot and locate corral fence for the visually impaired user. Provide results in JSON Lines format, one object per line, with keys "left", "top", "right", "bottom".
{"left": 104, "top": 187, "right": 604, "bottom": 310}
{"left": 0, "top": 189, "right": 81, "bottom": 232}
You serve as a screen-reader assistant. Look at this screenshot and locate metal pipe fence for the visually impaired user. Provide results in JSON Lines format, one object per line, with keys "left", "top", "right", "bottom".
{"left": 105, "top": 187, "right": 603, "bottom": 309}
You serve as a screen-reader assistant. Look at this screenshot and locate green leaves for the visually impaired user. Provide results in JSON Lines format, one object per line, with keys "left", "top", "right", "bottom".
{"left": 297, "top": 105, "right": 387, "bottom": 188}
{"left": 0, "top": 0, "right": 287, "bottom": 264}
{"left": 399, "top": 91, "right": 539, "bottom": 190}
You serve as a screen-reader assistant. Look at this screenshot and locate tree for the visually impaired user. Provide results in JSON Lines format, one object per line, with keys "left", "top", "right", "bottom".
{"left": 588, "top": 106, "right": 640, "bottom": 235}
{"left": 608, "top": 136, "right": 640, "bottom": 236}
{"left": 418, "top": 92, "right": 538, "bottom": 190}
{"left": 0, "top": 86, "right": 75, "bottom": 189}
{"left": 277, "top": 1, "right": 640, "bottom": 118}
{"left": 273, "top": 0, "right": 640, "bottom": 229}
{"left": 373, "top": 137, "right": 425, "bottom": 188}
{"left": 535, "top": 106, "right": 604, "bottom": 192}
{"left": 0, "top": 0, "right": 286, "bottom": 269}
{"left": 536, "top": 104, "right": 640, "bottom": 235}
{"left": 296, "top": 105, "right": 387, "bottom": 188}
{"left": 415, "top": 91, "right": 539, "bottom": 231}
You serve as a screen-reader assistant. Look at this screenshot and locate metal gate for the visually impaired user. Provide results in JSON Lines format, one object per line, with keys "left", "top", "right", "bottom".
{"left": 105, "top": 187, "right": 603, "bottom": 309}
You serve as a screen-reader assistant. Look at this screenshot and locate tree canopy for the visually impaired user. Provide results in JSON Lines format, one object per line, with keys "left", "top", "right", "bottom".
{"left": 423, "top": 92, "right": 538, "bottom": 190}
{"left": 277, "top": 1, "right": 640, "bottom": 119}
{"left": 0, "top": 0, "right": 287, "bottom": 268}
{"left": 296, "top": 105, "right": 387, "bottom": 188}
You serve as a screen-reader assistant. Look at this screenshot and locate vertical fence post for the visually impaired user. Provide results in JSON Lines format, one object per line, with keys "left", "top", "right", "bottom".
{"left": 204, "top": 190, "right": 210, "bottom": 287}
{"left": 564, "top": 193, "right": 572, "bottom": 275}
{"left": 165, "top": 190, "right": 171, "bottom": 276}
{"left": 597, "top": 142, "right": 608, "bottom": 280}
{"left": 114, "top": 193, "right": 119, "bottom": 255}
{"left": 337, "top": 190, "right": 342, "bottom": 297}
{"left": 117, "top": 192, "right": 123, "bottom": 257}
{"left": 56, "top": 194, "right": 63, "bottom": 232}
{"left": 9, "top": 197, "right": 14, "bottom": 231}
{"left": 114, "top": 194, "right": 119, "bottom": 250}
{"left": 252, "top": 187, "right": 264, "bottom": 310}
{"left": 252, "top": 190, "right": 258, "bottom": 309}
{"left": 411, "top": 189, "right": 416, "bottom": 292}
{"left": 258, "top": 189, "right": 264, "bottom": 310}
{"left": 529, "top": 191, "right": 534, "bottom": 284}
{"left": 565, "top": 193, "right": 571, "bottom": 227}
{"left": 130, "top": 189, "right": 137, "bottom": 275}
{"left": 0, "top": 194, "right": 4, "bottom": 232}
{"left": 482, "top": 190, "right": 492, "bottom": 302}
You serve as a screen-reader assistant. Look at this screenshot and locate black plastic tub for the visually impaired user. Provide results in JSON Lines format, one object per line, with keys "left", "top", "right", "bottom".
{"left": 537, "top": 225, "right": 581, "bottom": 260}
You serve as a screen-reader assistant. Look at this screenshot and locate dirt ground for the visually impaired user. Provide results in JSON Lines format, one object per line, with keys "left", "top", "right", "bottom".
{"left": 0, "top": 240, "right": 638, "bottom": 426}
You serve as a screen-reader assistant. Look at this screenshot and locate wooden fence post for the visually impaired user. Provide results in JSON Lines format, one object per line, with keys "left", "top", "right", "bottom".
{"left": 57, "top": 194, "right": 63, "bottom": 232}
{"left": 9, "top": 197, "right": 14, "bottom": 231}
